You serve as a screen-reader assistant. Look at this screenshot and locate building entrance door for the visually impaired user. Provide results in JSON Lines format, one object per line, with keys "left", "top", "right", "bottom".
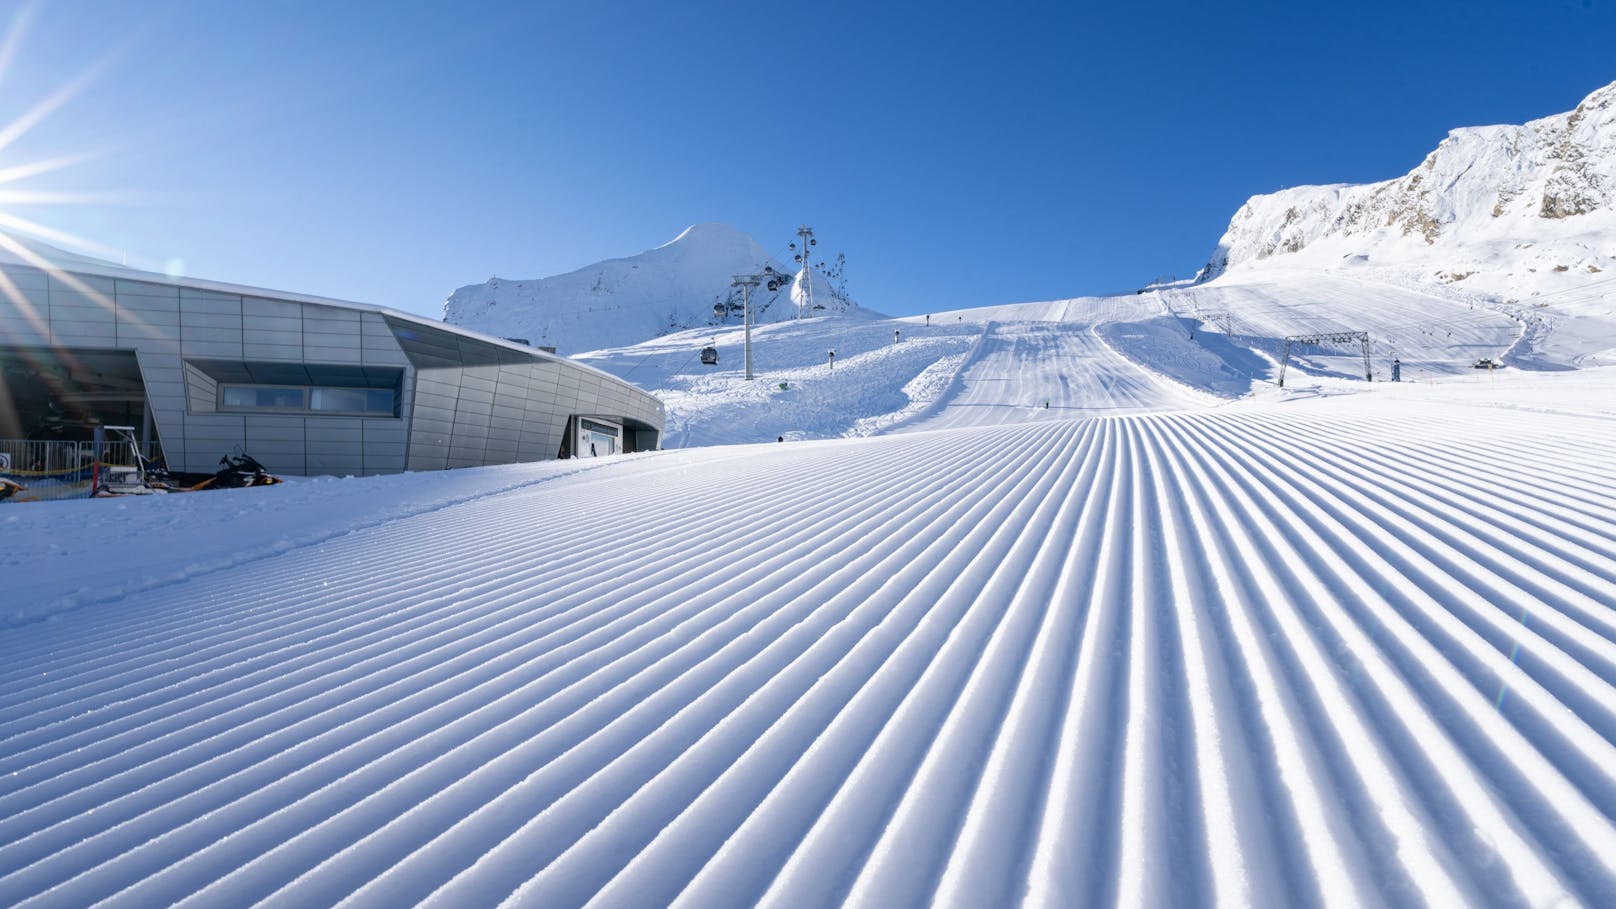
{"left": 577, "top": 418, "right": 621, "bottom": 458}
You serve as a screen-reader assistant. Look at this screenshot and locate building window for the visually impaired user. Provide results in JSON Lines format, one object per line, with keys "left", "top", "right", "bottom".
{"left": 310, "top": 387, "right": 394, "bottom": 414}
{"left": 221, "top": 384, "right": 395, "bottom": 416}
{"left": 222, "top": 386, "right": 306, "bottom": 410}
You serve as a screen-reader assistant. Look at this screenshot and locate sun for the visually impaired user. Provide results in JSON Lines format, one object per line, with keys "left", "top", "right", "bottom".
{"left": 0, "top": 1, "right": 142, "bottom": 330}
{"left": 0, "top": 0, "right": 132, "bottom": 269}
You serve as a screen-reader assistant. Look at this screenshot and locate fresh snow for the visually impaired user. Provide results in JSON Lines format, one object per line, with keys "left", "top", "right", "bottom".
{"left": 4, "top": 368, "right": 1616, "bottom": 906}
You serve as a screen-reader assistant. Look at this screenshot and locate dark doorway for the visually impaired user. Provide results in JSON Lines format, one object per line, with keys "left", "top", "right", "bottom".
{"left": 0, "top": 346, "right": 150, "bottom": 441}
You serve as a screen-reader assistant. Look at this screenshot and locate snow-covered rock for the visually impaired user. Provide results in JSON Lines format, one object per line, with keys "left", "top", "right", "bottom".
{"left": 442, "top": 223, "right": 871, "bottom": 354}
{"left": 1200, "top": 81, "right": 1616, "bottom": 301}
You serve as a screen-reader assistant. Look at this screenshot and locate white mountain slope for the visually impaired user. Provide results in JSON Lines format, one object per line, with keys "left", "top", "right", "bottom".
{"left": 577, "top": 258, "right": 1613, "bottom": 449}
{"left": 6, "top": 370, "right": 1616, "bottom": 907}
{"left": 442, "top": 223, "right": 869, "bottom": 354}
{"left": 1200, "top": 81, "right": 1616, "bottom": 305}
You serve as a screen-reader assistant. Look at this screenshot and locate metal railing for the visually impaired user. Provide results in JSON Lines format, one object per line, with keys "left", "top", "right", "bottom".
{"left": 0, "top": 439, "right": 165, "bottom": 503}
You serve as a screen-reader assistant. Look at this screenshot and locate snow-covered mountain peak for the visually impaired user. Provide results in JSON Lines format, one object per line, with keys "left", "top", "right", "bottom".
{"left": 1200, "top": 81, "right": 1616, "bottom": 297}
{"left": 657, "top": 221, "right": 749, "bottom": 248}
{"left": 443, "top": 223, "right": 873, "bottom": 354}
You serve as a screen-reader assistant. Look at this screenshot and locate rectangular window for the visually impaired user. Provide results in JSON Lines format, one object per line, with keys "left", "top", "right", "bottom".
{"left": 222, "top": 386, "right": 306, "bottom": 410}
{"left": 310, "top": 387, "right": 394, "bottom": 414}
{"left": 221, "top": 385, "right": 394, "bottom": 415}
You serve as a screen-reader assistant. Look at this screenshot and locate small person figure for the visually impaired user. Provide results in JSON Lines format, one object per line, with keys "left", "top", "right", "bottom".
{"left": 1044, "top": 400, "right": 1049, "bottom": 409}
{"left": 777, "top": 436, "right": 784, "bottom": 443}
{"left": 894, "top": 329, "right": 901, "bottom": 344}
{"left": 1392, "top": 358, "right": 1402, "bottom": 382}
{"left": 925, "top": 314, "right": 931, "bottom": 326}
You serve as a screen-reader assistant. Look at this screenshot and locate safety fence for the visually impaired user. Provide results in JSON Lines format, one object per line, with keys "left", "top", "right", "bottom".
{"left": 0, "top": 439, "right": 164, "bottom": 503}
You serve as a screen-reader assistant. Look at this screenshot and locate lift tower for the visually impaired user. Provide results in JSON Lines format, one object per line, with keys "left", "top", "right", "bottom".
{"left": 792, "top": 226, "right": 816, "bottom": 319}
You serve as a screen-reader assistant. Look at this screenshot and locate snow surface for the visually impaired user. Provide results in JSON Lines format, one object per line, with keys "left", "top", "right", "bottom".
{"left": 441, "top": 224, "right": 871, "bottom": 355}
{"left": 566, "top": 261, "right": 1612, "bottom": 451}
{"left": 5, "top": 367, "right": 1616, "bottom": 907}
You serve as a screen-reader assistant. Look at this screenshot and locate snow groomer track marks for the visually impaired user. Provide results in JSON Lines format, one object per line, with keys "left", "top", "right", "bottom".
{"left": 3, "top": 400, "right": 1616, "bottom": 907}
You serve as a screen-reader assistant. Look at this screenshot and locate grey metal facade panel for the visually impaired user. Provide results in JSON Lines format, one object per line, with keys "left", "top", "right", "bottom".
{"left": 244, "top": 331, "right": 306, "bottom": 350}
{"left": 185, "top": 417, "right": 247, "bottom": 444}
{"left": 243, "top": 297, "right": 302, "bottom": 318}
{"left": 182, "top": 312, "right": 246, "bottom": 332}
{"left": 179, "top": 340, "right": 246, "bottom": 360}
{"left": 4, "top": 267, "right": 48, "bottom": 290}
{"left": 55, "top": 272, "right": 116, "bottom": 294}
{"left": 117, "top": 297, "right": 182, "bottom": 318}
{"left": 243, "top": 343, "right": 307, "bottom": 361}
{"left": 362, "top": 420, "right": 409, "bottom": 442}
{"left": 243, "top": 314, "right": 302, "bottom": 332}
{"left": 184, "top": 362, "right": 217, "bottom": 411}
{"left": 179, "top": 298, "right": 244, "bottom": 319}
{"left": 303, "top": 305, "right": 362, "bottom": 323}
{"left": 243, "top": 415, "right": 309, "bottom": 442}
{"left": 117, "top": 312, "right": 183, "bottom": 338}
{"left": 48, "top": 297, "right": 116, "bottom": 324}
{"left": 51, "top": 320, "right": 120, "bottom": 342}
{"left": 302, "top": 343, "right": 362, "bottom": 364}
{"left": 115, "top": 279, "right": 181, "bottom": 299}
{"left": 0, "top": 291, "right": 48, "bottom": 322}
{"left": 306, "top": 419, "right": 363, "bottom": 443}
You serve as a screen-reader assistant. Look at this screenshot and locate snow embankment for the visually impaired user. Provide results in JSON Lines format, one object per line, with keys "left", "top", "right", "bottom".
{"left": 4, "top": 374, "right": 1616, "bottom": 906}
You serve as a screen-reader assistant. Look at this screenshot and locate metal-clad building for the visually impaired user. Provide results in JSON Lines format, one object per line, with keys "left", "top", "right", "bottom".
{"left": 0, "top": 245, "right": 663, "bottom": 476}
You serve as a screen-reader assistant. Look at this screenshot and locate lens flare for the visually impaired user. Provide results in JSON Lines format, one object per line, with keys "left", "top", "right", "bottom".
{"left": 0, "top": 0, "right": 132, "bottom": 277}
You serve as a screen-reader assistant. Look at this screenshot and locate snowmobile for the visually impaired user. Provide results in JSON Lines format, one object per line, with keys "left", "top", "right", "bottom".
{"left": 205, "top": 452, "right": 283, "bottom": 489}
{"left": 153, "top": 452, "right": 282, "bottom": 492}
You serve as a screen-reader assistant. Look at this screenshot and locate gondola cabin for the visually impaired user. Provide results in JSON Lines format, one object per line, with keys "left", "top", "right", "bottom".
{"left": 700, "top": 346, "right": 719, "bottom": 366}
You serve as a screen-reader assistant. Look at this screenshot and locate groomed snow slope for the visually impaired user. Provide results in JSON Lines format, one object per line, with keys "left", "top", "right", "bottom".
{"left": 580, "top": 264, "right": 1616, "bottom": 450}
{"left": 891, "top": 320, "right": 1213, "bottom": 433}
{"left": 5, "top": 376, "right": 1616, "bottom": 907}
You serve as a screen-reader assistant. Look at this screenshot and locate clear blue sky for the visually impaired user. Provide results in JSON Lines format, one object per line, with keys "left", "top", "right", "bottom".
{"left": 5, "top": 0, "right": 1614, "bottom": 318}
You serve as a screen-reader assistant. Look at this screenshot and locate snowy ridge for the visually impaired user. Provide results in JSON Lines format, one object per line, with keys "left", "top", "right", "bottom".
{"left": 442, "top": 224, "right": 869, "bottom": 354}
{"left": 1201, "top": 82, "right": 1616, "bottom": 302}
{"left": 4, "top": 389, "right": 1616, "bottom": 906}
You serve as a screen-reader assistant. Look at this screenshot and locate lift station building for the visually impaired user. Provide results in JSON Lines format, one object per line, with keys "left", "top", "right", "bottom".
{"left": 0, "top": 242, "right": 664, "bottom": 476}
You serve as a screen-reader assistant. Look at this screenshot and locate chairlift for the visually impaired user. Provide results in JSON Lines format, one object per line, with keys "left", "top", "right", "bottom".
{"left": 700, "top": 346, "right": 719, "bottom": 366}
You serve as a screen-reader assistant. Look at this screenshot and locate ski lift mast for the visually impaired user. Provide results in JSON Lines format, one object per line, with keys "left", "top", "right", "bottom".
{"left": 732, "top": 264, "right": 791, "bottom": 380}
{"left": 791, "top": 226, "right": 816, "bottom": 319}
